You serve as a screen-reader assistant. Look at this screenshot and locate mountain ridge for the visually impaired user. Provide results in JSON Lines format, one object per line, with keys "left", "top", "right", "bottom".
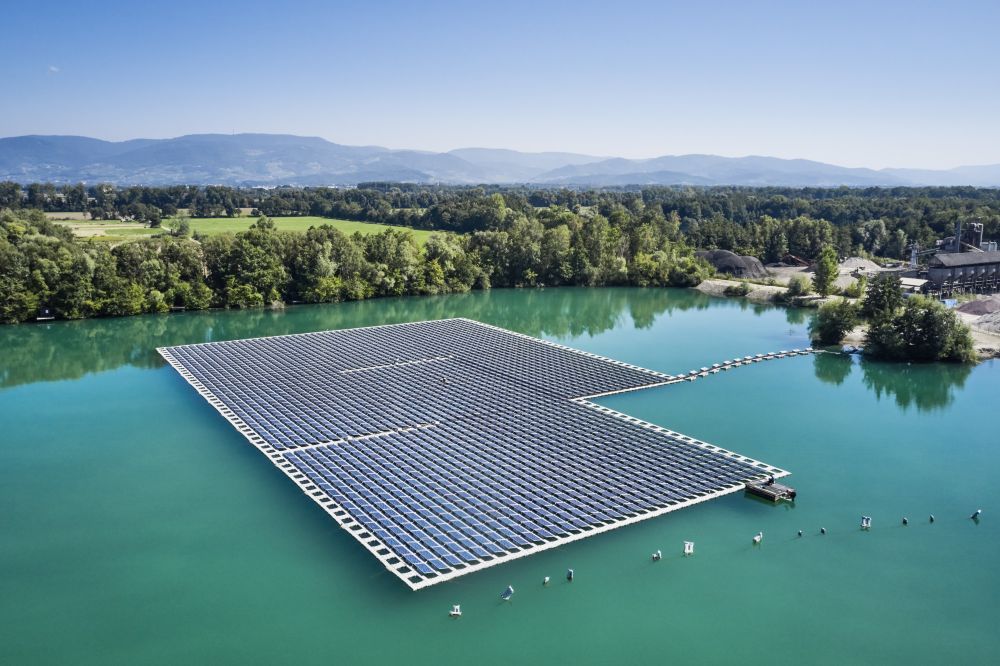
{"left": 1, "top": 133, "right": 998, "bottom": 187}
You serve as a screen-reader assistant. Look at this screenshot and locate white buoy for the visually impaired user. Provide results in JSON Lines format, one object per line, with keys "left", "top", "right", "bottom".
{"left": 684, "top": 541, "right": 695, "bottom": 556}
{"left": 449, "top": 604, "right": 462, "bottom": 617}
{"left": 752, "top": 531, "right": 763, "bottom": 545}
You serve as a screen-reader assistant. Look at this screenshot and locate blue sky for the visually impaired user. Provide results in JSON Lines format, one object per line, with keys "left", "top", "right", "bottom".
{"left": 3, "top": 0, "right": 998, "bottom": 168}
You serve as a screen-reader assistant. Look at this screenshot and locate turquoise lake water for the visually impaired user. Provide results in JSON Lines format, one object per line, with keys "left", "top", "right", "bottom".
{"left": 1, "top": 287, "right": 997, "bottom": 664}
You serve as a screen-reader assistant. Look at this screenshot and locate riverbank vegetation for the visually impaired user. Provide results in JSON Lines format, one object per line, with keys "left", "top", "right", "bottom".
{"left": 0, "top": 183, "right": 994, "bottom": 364}
{"left": 862, "top": 275, "right": 976, "bottom": 362}
{"left": 0, "top": 206, "right": 708, "bottom": 324}
{"left": 809, "top": 273, "right": 976, "bottom": 362}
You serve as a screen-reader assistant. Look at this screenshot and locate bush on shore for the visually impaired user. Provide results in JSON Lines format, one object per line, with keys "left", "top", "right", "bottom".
{"left": 810, "top": 298, "right": 860, "bottom": 345}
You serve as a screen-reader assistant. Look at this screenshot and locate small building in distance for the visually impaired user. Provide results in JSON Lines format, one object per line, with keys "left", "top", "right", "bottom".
{"left": 899, "top": 277, "right": 928, "bottom": 294}
{"left": 926, "top": 251, "right": 1000, "bottom": 294}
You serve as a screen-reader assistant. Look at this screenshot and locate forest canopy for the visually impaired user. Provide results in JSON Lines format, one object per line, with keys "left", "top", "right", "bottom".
{"left": 0, "top": 203, "right": 708, "bottom": 324}
{"left": 3, "top": 182, "right": 998, "bottom": 365}
{"left": 3, "top": 181, "right": 999, "bottom": 260}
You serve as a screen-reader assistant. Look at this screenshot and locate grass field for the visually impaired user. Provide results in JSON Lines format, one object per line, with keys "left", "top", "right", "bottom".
{"left": 180, "top": 216, "right": 436, "bottom": 242}
{"left": 52, "top": 220, "right": 161, "bottom": 241}
{"left": 52, "top": 215, "right": 437, "bottom": 243}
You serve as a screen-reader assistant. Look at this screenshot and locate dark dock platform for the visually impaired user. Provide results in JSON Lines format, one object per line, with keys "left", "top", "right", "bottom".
{"left": 745, "top": 478, "right": 796, "bottom": 502}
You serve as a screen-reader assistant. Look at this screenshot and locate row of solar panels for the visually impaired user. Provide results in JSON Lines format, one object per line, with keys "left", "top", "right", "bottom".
{"left": 166, "top": 351, "right": 542, "bottom": 450}
{"left": 178, "top": 319, "right": 664, "bottom": 402}
{"left": 159, "top": 319, "right": 770, "bottom": 585}
{"left": 282, "top": 412, "right": 761, "bottom": 576}
{"left": 167, "top": 320, "right": 665, "bottom": 398}
{"left": 164, "top": 321, "right": 668, "bottom": 451}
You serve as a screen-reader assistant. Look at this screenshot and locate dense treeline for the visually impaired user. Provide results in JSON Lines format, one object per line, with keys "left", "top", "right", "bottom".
{"left": 0, "top": 204, "right": 709, "bottom": 324}
{"left": 3, "top": 182, "right": 999, "bottom": 260}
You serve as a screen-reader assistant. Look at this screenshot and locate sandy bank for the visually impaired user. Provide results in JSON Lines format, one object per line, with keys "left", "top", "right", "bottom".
{"left": 693, "top": 278, "right": 787, "bottom": 303}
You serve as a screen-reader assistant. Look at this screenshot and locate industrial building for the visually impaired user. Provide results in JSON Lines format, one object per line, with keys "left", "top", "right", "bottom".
{"left": 911, "top": 220, "right": 1000, "bottom": 296}
{"left": 926, "top": 251, "right": 1000, "bottom": 295}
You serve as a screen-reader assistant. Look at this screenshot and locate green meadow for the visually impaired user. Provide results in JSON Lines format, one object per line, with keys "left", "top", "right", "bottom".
{"left": 53, "top": 215, "right": 437, "bottom": 243}
{"left": 180, "top": 216, "right": 435, "bottom": 242}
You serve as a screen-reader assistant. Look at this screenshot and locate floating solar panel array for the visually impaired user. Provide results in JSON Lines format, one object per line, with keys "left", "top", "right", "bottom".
{"left": 158, "top": 318, "right": 786, "bottom": 589}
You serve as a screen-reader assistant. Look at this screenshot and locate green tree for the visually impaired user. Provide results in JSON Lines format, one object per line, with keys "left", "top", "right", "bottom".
{"left": 843, "top": 274, "right": 868, "bottom": 299}
{"left": 811, "top": 245, "right": 839, "bottom": 296}
{"left": 810, "top": 299, "right": 859, "bottom": 345}
{"left": 225, "top": 281, "right": 264, "bottom": 308}
{"left": 861, "top": 273, "right": 903, "bottom": 319}
{"left": 223, "top": 217, "right": 287, "bottom": 303}
{"left": 865, "top": 296, "right": 976, "bottom": 363}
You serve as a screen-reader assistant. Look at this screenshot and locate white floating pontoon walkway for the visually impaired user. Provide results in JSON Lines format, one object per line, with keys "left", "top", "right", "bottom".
{"left": 158, "top": 318, "right": 786, "bottom": 590}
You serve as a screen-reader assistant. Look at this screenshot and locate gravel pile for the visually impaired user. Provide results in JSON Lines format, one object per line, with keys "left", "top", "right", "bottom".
{"left": 958, "top": 296, "right": 1000, "bottom": 316}
{"left": 974, "top": 310, "right": 1000, "bottom": 334}
{"left": 840, "top": 257, "right": 881, "bottom": 273}
{"left": 696, "top": 250, "right": 769, "bottom": 279}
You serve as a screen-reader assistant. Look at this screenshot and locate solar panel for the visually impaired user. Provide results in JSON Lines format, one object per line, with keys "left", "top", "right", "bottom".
{"left": 159, "top": 318, "right": 786, "bottom": 589}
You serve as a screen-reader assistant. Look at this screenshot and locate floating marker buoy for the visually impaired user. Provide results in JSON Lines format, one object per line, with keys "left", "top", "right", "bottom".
{"left": 752, "top": 531, "right": 763, "bottom": 545}
{"left": 566, "top": 568, "right": 574, "bottom": 582}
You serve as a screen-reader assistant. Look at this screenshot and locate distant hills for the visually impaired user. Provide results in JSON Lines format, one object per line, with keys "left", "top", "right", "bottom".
{"left": 1, "top": 133, "right": 999, "bottom": 187}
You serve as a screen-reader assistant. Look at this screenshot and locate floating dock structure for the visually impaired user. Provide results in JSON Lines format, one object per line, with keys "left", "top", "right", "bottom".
{"left": 745, "top": 478, "right": 797, "bottom": 502}
{"left": 158, "top": 318, "right": 788, "bottom": 590}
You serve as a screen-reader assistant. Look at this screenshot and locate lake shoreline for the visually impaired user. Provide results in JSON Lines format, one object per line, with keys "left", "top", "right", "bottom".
{"left": 697, "top": 277, "right": 1000, "bottom": 362}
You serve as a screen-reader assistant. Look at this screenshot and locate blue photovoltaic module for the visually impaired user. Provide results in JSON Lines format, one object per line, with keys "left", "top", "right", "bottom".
{"left": 158, "top": 318, "right": 784, "bottom": 589}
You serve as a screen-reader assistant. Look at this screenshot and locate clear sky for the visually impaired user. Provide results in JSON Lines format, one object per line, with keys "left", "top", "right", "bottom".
{"left": 3, "top": 0, "right": 998, "bottom": 169}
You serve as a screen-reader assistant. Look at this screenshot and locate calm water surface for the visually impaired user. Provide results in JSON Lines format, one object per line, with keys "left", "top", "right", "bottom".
{"left": 1, "top": 288, "right": 997, "bottom": 665}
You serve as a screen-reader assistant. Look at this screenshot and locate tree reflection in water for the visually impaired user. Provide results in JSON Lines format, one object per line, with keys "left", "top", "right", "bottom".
{"left": 812, "top": 347, "right": 972, "bottom": 411}
{"left": 813, "top": 350, "right": 854, "bottom": 386}
{"left": 858, "top": 358, "right": 972, "bottom": 411}
{"left": 2, "top": 287, "right": 725, "bottom": 389}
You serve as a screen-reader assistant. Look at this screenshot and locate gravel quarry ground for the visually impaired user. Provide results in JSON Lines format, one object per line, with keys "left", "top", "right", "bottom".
{"left": 956, "top": 295, "right": 1000, "bottom": 316}
{"left": 765, "top": 257, "right": 884, "bottom": 290}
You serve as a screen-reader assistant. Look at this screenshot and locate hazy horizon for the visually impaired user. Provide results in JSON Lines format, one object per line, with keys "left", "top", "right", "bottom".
{"left": 7, "top": 132, "right": 1000, "bottom": 173}
{"left": 3, "top": 1, "right": 999, "bottom": 170}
